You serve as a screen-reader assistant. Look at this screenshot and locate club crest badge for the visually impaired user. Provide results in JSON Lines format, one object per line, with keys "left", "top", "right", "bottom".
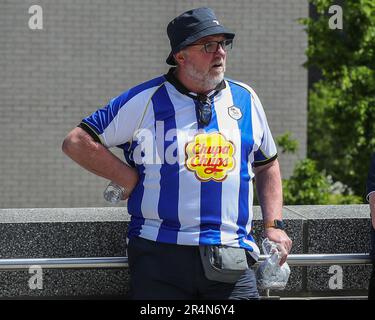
{"left": 228, "top": 105, "right": 242, "bottom": 120}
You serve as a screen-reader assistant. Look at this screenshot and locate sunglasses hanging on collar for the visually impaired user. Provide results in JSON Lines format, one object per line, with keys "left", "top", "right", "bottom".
{"left": 196, "top": 94, "right": 212, "bottom": 126}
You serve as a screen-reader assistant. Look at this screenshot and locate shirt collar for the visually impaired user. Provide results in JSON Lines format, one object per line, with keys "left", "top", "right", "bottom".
{"left": 164, "top": 67, "right": 226, "bottom": 102}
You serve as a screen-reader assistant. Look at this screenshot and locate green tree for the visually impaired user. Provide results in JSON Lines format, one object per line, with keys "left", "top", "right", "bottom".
{"left": 283, "top": 159, "right": 330, "bottom": 205}
{"left": 274, "top": 131, "right": 362, "bottom": 205}
{"left": 276, "top": 131, "right": 299, "bottom": 154}
{"left": 282, "top": 158, "right": 362, "bottom": 205}
{"left": 301, "top": 0, "right": 375, "bottom": 197}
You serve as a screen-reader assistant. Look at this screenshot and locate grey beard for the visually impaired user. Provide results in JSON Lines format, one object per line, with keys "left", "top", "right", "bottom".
{"left": 185, "top": 65, "right": 224, "bottom": 92}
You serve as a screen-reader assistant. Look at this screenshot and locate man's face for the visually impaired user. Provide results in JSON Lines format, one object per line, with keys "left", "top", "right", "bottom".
{"left": 180, "top": 34, "right": 228, "bottom": 91}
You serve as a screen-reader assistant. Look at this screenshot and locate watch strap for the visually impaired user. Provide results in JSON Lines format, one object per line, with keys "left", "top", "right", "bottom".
{"left": 264, "top": 219, "right": 285, "bottom": 230}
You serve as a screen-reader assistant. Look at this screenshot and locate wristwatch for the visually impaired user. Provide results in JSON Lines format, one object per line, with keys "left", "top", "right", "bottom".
{"left": 264, "top": 219, "right": 285, "bottom": 230}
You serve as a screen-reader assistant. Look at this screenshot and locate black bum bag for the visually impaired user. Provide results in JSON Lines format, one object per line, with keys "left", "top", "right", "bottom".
{"left": 199, "top": 245, "right": 256, "bottom": 283}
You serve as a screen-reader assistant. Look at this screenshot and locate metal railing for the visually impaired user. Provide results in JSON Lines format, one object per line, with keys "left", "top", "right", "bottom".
{"left": 0, "top": 253, "right": 372, "bottom": 270}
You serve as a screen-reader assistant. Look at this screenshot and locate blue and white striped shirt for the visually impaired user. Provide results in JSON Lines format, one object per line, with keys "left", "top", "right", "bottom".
{"left": 81, "top": 71, "right": 277, "bottom": 260}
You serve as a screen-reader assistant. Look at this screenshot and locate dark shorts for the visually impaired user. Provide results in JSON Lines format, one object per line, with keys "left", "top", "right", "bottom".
{"left": 127, "top": 236, "right": 259, "bottom": 300}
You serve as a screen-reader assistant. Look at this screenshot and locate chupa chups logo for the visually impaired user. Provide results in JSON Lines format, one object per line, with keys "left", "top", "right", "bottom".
{"left": 185, "top": 132, "right": 235, "bottom": 182}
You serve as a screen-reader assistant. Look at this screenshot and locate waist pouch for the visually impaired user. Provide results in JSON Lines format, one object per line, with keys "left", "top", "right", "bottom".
{"left": 199, "top": 245, "right": 254, "bottom": 283}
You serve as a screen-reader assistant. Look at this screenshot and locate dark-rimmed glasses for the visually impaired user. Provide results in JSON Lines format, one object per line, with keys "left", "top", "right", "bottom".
{"left": 187, "top": 39, "right": 233, "bottom": 53}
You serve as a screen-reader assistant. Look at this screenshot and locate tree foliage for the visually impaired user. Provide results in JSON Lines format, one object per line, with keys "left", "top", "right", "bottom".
{"left": 301, "top": 0, "right": 375, "bottom": 197}
{"left": 274, "top": 131, "right": 363, "bottom": 205}
{"left": 276, "top": 131, "right": 299, "bottom": 154}
{"left": 283, "top": 159, "right": 330, "bottom": 205}
{"left": 282, "top": 158, "right": 362, "bottom": 205}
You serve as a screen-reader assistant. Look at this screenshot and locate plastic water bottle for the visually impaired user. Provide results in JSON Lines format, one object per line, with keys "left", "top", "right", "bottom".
{"left": 256, "top": 238, "right": 291, "bottom": 290}
{"left": 103, "top": 182, "right": 125, "bottom": 204}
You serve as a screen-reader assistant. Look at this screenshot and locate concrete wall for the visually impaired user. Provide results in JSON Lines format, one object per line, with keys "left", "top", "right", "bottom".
{"left": 0, "top": 205, "right": 372, "bottom": 299}
{"left": 0, "top": 0, "right": 308, "bottom": 208}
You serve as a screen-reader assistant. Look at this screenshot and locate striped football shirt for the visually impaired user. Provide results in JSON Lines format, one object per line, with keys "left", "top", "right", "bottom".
{"left": 80, "top": 69, "right": 277, "bottom": 260}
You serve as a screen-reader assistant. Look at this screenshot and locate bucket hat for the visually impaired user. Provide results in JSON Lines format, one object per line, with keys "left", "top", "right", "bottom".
{"left": 166, "top": 7, "right": 235, "bottom": 65}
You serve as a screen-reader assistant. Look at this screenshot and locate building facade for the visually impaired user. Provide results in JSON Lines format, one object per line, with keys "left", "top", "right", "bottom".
{"left": 0, "top": 0, "right": 308, "bottom": 208}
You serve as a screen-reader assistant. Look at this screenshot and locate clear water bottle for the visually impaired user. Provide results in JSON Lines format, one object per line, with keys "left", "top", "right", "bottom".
{"left": 256, "top": 238, "right": 291, "bottom": 290}
{"left": 103, "top": 182, "right": 125, "bottom": 204}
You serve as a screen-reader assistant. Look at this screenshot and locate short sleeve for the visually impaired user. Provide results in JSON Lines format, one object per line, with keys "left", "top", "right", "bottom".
{"left": 250, "top": 89, "right": 278, "bottom": 167}
{"left": 79, "top": 76, "right": 166, "bottom": 148}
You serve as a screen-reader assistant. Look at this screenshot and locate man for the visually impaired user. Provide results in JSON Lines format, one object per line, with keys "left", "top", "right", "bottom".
{"left": 62, "top": 7, "right": 292, "bottom": 299}
{"left": 366, "top": 154, "right": 375, "bottom": 300}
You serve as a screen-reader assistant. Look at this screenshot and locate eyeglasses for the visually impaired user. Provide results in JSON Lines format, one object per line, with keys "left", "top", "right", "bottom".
{"left": 196, "top": 96, "right": 212, "bottom": 126}
{"left": 187, "top": 39, "right": 233, "bottom": 53}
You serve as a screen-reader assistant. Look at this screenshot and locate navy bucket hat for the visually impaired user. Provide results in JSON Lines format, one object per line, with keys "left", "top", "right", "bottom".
{"left": 166, "top": 7, "right": 235, "bottom": 65}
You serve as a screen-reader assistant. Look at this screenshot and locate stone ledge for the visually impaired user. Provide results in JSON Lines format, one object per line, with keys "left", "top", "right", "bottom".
{"left": 0, "top": 206, "right": 372, "bottom": 298}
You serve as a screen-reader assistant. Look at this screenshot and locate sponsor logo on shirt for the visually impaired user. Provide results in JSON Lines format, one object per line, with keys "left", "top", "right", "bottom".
{"left": 185, "top": 132, "right": 235, "bottom": 182}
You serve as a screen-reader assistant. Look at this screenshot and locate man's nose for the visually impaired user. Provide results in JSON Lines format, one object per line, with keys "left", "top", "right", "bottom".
{"left": 215, "top": 43, "right": 226, "bottom": 56}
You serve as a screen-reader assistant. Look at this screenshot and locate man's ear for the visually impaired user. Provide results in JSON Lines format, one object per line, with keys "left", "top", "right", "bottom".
{"left": 174, "top": 51, "right": 185, "bottom": 65}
